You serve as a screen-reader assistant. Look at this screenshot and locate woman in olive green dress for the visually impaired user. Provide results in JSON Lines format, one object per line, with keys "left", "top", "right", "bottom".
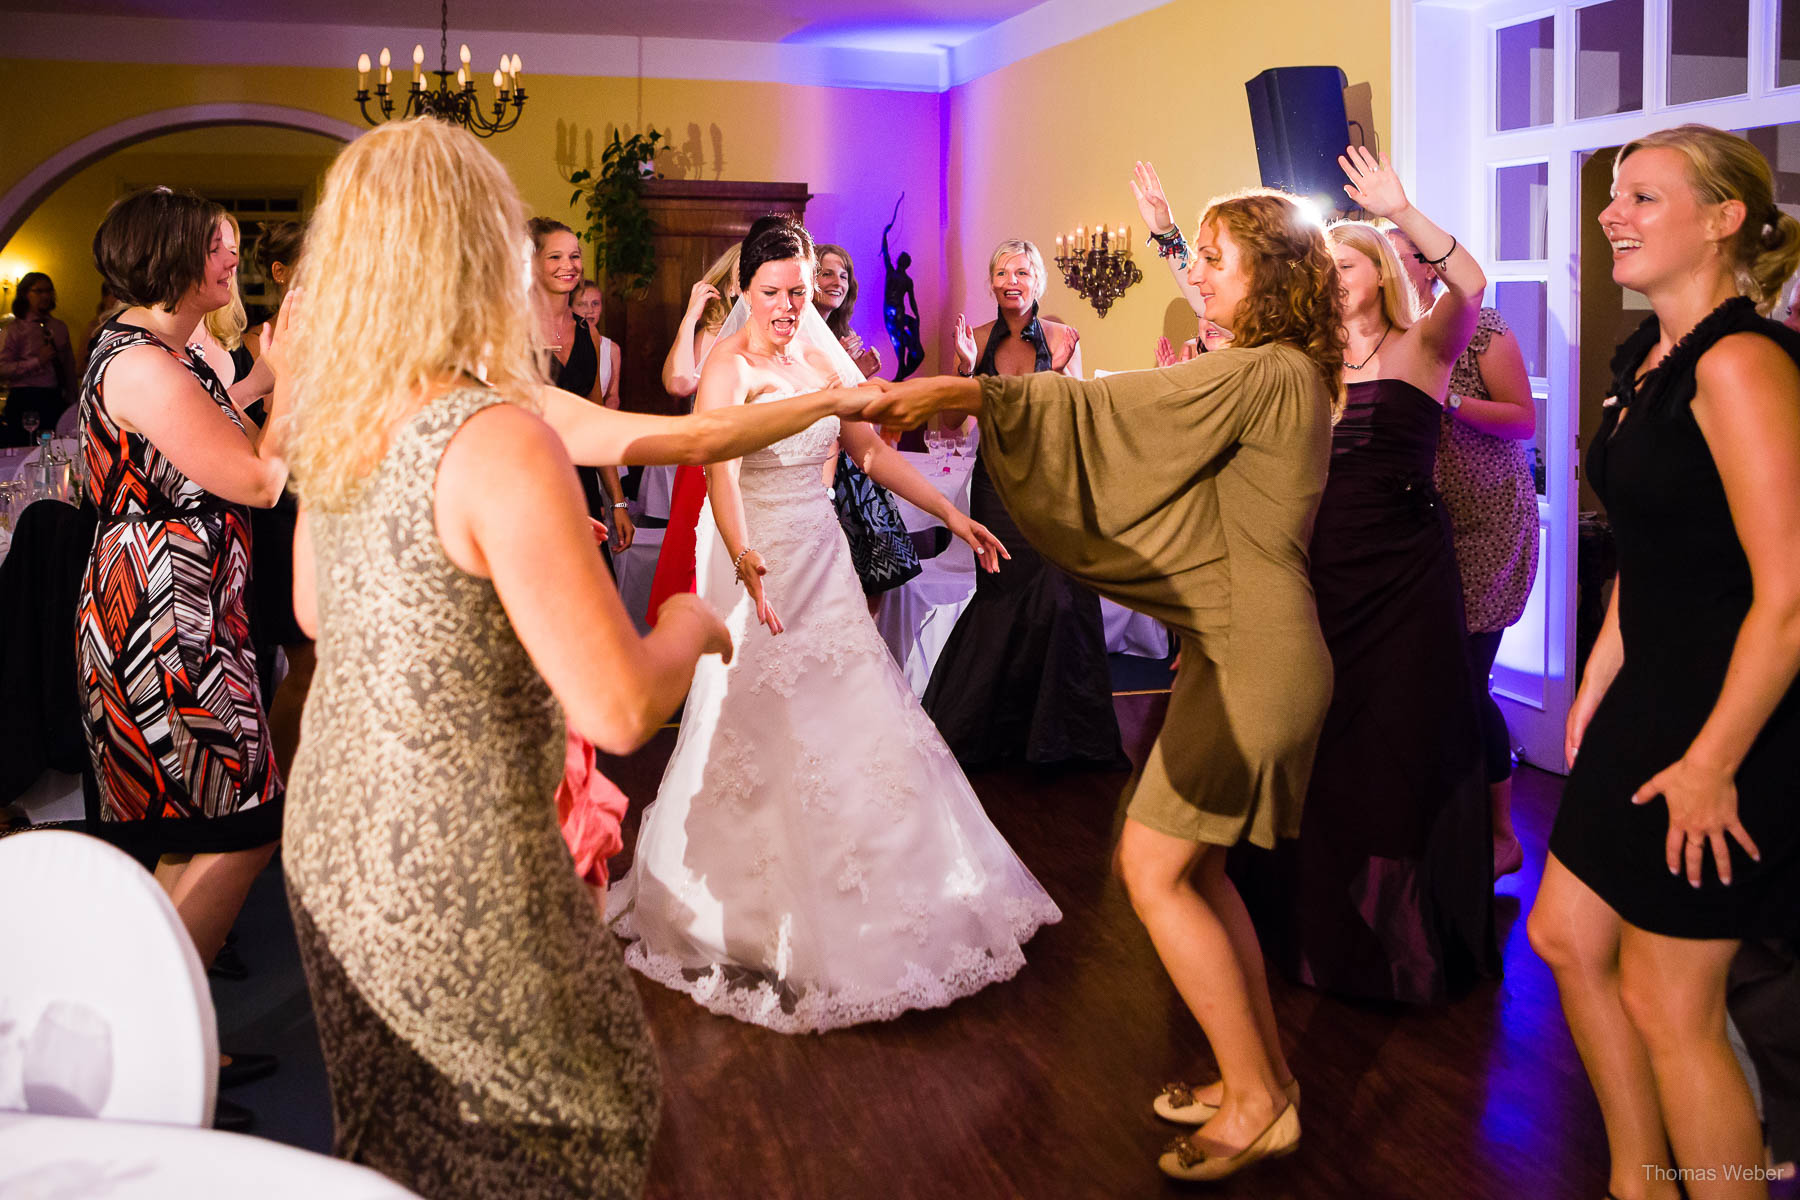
{"left": 866, "top": 187, "right": 1344, "bottom": 1184}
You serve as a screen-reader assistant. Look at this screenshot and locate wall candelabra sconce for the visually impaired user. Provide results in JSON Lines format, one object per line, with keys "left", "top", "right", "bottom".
{"left": 1053, "top": 223, "right": 1140, "bottom": 318}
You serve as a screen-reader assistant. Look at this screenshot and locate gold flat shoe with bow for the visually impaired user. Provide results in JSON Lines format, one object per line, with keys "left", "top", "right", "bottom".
{"left": 1154, "top": 1076, "right": 1300, "bottom": 1125}
{"left": 1157, "top": 1101, "right": 1300, "bottom": 1183}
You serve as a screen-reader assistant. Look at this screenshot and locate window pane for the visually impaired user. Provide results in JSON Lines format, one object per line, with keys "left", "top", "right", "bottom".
{"left": 1784, "top": 0, "right": 1800, "bottom": 87}
{"left": 1496, "top": 162, "right": 1550, "bottom": 261}
{"left": 1669, "top": 0, "right": 1748, "bottom": 104}
{"left": 1575, "top": 0, "right": 1644, "bottom": 119}
{"left": 1495, "top": 280, "right": 1549, "bottom": 379}
{"left": 1497, "top": 17, "right": 1556, "bottom": 131}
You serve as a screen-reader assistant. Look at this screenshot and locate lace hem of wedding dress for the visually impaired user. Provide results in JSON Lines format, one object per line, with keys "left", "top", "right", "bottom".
{"left": 611, "top": 894, "right": 1063, "bottom": 1035}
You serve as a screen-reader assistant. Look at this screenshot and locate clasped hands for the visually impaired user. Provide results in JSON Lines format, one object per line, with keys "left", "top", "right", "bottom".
{"left": 839, "top": 375, "right": 969, "bottom": 431}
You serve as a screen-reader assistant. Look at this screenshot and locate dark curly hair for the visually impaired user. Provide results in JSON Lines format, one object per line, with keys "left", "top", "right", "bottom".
{"left": 738, "top": 215, "right": 814, "bottom": 292}
{"left": 1198, "top": 189, "right": 1346, "bottom": 416}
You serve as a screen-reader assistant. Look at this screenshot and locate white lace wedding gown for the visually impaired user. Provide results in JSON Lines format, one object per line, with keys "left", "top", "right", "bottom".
{"left": 608, "top": 393, "right": 1061, "bottom": 1034}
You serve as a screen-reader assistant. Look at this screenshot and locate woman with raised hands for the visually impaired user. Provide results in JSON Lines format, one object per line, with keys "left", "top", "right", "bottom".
{"left": 1234, "top": 147, "right": 1499, "bottom": 1007}
{"left": 863, "top": 185, "right": 1343, "bottom": 1184}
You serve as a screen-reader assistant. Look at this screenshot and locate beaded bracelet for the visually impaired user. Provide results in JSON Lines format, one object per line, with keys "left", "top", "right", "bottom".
{"left": 1147, "top": 226, "right": 1190, "bottom": 270}
{"left": 732, "top": 546, "right": 755, "bottom": 584}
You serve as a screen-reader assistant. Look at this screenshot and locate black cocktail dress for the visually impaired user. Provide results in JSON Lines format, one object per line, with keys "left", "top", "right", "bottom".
{"left": 1550, "top": 297, "right": 1800, "bottom": 939}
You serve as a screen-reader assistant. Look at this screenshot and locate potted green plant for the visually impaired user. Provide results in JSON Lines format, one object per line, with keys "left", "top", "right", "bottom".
{"left": 568, "top": 128, "right": 665, "bottom": 298}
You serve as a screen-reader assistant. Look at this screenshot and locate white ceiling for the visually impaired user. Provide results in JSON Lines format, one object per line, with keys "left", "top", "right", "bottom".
{"left": 0, "top": 0, "right": 1043, "bottom": 49}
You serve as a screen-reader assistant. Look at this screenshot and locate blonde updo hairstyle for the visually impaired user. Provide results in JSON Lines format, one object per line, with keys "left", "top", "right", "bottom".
{"left": 1325, "top": 220, "right": 1419, "bottom": 331}
{"left": 286, "top": 118, "right": 539, "bottom": 510}
{"left": 1197, "top": 188, "right": 1346, "bottom": 416}
{"left": 1617, "top": 123, "right": 1800, "bottom": 314}
{"left": 987, "top": 239, "right": 1047, "bottom": 303}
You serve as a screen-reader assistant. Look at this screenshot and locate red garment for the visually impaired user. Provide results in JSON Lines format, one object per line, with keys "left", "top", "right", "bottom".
{"left": 556, "top": 727, "right": 629, "bottom": 888}
{"left": 644, "top": 463, "right": 707, "bottom": 626}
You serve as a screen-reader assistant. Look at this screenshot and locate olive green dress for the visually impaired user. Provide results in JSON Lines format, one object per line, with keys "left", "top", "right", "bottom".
{"left": 284, "top": 387, "right": 660, "bottom": 1199}
{"left": 977, "top": 344, "right": 1333, "bottom": 848}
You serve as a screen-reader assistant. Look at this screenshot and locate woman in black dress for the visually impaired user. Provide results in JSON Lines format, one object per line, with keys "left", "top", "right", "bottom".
{"left": 1233, "top": 150, "right": 1496, "bottom": 1005}
{"left": 1528, "top": 125, "right": 1800, "bottom": 1200}
{"left": 529, "top": 218, "right": 633, "bottom": 553}
{"left": 921, "top": 239, "right": 1124, "bottom": 770}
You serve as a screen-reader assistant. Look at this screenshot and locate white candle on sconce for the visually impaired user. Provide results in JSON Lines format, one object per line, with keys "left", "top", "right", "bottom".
{"left": 413, "top": 43, "right": 424, "bottom": 85}
{"left": 493, "top": 68, "right": 505, "bottom": 91}
{"left": 460, "top": 43, "right": 472, "bottom": 67}
{"left": 456, "top": 65, "right": 467, "bottom": 88}
{"left": 357, "top": 53, "right": 369, "bottom": 89}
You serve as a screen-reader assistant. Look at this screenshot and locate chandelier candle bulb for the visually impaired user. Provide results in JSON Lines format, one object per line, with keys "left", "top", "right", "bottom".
{"left": 379, "top": 46, "right": 390, "bottom": 68}
{"left": 456, "top": 66, "right": 466, "bottom": 88}
{"left": 460, "top": 43, "right": 471, "bottom": 66}
{"left": 493, "top": 69, "right": 504, "bottom": 90}
{"left": 357, "top": 53, "right": 369, "bottom": 88}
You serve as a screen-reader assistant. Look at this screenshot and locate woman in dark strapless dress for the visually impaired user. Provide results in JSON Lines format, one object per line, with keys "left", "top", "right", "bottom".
{"left": 1234, "top": 169, "right": 1499, "bottom": 1005}
{"left": 1528, "top": 125, "right": 1800, "bottom": 1200}
{"left": 922, "top": 239, "right": 1123, "bottom": 770}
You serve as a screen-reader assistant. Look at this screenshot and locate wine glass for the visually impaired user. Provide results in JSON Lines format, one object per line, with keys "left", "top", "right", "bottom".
{"left": 923, "top": 428, "right": 948, "bottom": 474}
{"left": 19, "top": 410, "right": 39, "bottom": 442}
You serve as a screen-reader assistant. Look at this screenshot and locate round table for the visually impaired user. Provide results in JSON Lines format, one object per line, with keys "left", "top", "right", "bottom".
{"left": 0, "top": 1112, "right": 420, "bottom": 1198}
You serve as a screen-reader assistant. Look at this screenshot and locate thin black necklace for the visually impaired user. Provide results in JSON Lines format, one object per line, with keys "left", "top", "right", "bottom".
{"left": 1347, "top": 321, "right": 1391, "bottom": 370}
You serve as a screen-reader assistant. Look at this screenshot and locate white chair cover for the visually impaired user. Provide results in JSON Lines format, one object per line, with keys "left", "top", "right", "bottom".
{"left": 0, "top": 831, "right": 216, "bottom": 1127}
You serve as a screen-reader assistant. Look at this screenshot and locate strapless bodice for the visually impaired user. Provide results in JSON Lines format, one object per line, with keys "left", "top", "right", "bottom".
{"left": 740, "top": 388, "right": 840, "bottom": 471}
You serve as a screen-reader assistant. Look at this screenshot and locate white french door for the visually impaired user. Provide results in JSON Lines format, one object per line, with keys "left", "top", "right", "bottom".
{"left": 1396, "top": 0, "right": 1800, "bottom": 772}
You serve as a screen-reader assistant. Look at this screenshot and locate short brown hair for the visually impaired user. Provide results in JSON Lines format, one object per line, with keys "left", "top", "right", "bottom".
{"left": 92, "top": 187, "right": 226, "bottom": 312}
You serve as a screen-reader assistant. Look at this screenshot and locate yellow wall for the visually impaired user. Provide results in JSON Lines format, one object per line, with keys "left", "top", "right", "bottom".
{"left": 2, "top": 1, "right": 1392, "bottom": 379}
{"left": 6, "top": 145, "right": 338, "bottom": 335}
{"left": 944, "top": 0, "right": 1391, "bottom": 373}
{"left": 0, "top": 57, "right": 944, "bottom": 375}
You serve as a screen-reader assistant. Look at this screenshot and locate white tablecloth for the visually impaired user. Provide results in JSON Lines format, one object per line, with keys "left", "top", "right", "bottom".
{"left": 0, "top": 1113, "right": 419, "bottom": 1198}
{"left": 609, "top": 524, "right": 666, "bottom": 635}
{"left": 636, "top": 464, "right": 677, "bottom": 522}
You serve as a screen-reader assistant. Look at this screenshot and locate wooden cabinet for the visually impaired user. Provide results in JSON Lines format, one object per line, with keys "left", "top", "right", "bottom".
{"left": 603, "top": 179, "right": 810, "bottom": 415}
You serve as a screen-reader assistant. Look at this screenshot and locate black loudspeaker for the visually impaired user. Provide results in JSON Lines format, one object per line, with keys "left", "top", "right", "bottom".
{"left": 1245, "top": 66, "right": 1353, "bottom": 213}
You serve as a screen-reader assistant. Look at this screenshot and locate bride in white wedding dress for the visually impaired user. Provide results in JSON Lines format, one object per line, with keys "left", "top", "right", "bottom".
{"left": 609, "top": 217, "right": 1062, "bottom": 1033}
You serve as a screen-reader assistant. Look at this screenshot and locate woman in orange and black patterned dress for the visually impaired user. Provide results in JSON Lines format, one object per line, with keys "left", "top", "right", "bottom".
{"left": 77, "top": 186, "right": 289, "bottom": 969}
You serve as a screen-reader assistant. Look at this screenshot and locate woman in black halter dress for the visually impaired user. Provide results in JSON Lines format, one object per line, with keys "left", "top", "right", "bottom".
{"left": 922, "top": 247, "right": 1124, "bottom": 771}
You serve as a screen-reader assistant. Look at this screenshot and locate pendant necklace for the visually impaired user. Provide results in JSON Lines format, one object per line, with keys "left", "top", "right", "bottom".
{"left": 1347, "top": 321, "right": 1391, "bottom": 370}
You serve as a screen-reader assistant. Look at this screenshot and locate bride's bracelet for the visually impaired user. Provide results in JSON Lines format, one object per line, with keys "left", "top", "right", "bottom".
{"left": 732, "top": 546, "right": 756, "bottom": 584}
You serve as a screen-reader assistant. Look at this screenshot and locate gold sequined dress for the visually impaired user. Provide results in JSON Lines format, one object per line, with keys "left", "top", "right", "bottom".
{"left": 284, "top": 386, "right": 659, "bottom": 1199}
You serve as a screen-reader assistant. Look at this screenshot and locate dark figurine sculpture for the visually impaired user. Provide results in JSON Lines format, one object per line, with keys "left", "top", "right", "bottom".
{"left": 881, "top": 196, "right": 926, "bottom": 381}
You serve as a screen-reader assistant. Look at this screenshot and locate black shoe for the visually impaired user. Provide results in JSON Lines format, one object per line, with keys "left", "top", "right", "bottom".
{"left": 213, "top": 1097, "right": 256, "bottom": 1132}
{"left": 219, "top": 1052, "right": 279, "bottom": 1089}
{"left": 209, "top": 941, "right": 249, "bottom": 982}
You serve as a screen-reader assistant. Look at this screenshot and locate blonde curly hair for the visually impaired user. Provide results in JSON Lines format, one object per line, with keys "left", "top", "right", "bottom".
{"left": 285, "top": 119, "right": 539, "bottom": 510}
{"left": 1197, "top": 188, "right": 1346, "bottom": 415}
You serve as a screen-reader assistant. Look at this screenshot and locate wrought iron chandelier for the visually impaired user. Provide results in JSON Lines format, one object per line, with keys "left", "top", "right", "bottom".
{"left": 1053, "top": 222, "right": 1141, "bottom": 318}
{"left": 353, "top": 0, "right": 527, "bottom": 138}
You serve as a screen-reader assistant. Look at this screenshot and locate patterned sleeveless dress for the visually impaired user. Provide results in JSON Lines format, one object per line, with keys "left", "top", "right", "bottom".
{"left": 77, "top": 319, "right": 281, "bottom": 857}
{"left": 284, "top": 386, "right": 659, "bottom": 1197}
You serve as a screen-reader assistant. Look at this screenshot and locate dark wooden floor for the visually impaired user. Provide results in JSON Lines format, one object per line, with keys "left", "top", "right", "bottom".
{"left": 218, "top": 688, "right": 1613, "bottom": 1199}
